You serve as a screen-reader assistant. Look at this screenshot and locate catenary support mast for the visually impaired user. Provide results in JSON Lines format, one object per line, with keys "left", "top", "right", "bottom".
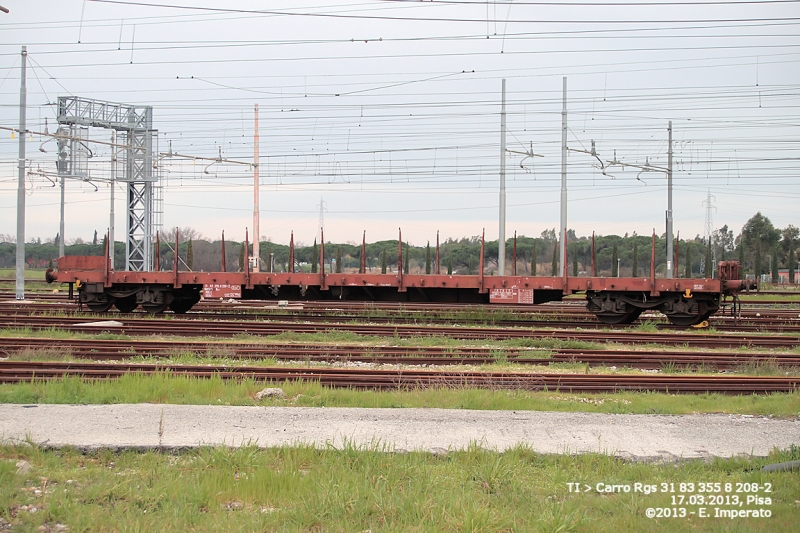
{"left": 110, "top": 130, "right": 116, "bottom": 269}
{"left": 560, "top": 77, "right": 567, "bottom": 276}
{"left": 499, "top": 79, "right": 506, "bottom": 276}
{"left": 666, "top": 121, "right": 674, "bottom": 278}
{"left": 15, "top": 46, "right": 27, "bottom": 300}
{"left": 56, "top": 96, "right": 158, "bottom": 271}
{"left": 253, "top": 104, "right": 260, "bottom": 272}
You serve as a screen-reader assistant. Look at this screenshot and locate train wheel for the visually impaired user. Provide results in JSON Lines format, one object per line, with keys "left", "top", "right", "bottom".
{"left": 665, "top": 314, "right": 703, "bottom": 327}
{"left": 142, "top": 303, "right": 168, "bottom": 315}
{"left": 619, "top": 308, "right": 643, "bottom": 324}
{"left": 86, "top": 300, "right": 114, "bottom": 313}
{"left": 660, "top": 293, "right": 718, "bottom": 327}
{"left": 588, "top": 293, "right": 642, "bottom": 325}
{"left": 168, "top": 298, "right": 197, "bottom": 314}
{"left": 114, "top": 295, "right": 138, "bottom": 313}
{"left": 595, "top": 309, "right": 640, "bottom": 325}
{"left": 665, "top": 311, "right": 712, "bottom": 327}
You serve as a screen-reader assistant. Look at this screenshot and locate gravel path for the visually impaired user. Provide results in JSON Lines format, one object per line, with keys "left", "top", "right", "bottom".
{"left": 1, "top": 404, "right": 798, "bottom": 460}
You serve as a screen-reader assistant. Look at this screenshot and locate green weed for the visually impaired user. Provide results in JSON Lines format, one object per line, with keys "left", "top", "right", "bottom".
{"left": 0, "top": 444, "right": 798, "bottom": 532}
{"left": 635, "top": 320, "right": 659, "bottom": 333}
{"left": 0, "top": 374, "right": 798, "bottom": 417}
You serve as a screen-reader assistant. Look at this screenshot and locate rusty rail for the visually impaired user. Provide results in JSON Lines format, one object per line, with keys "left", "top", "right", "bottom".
{"left": 0, "top": 360, "right": 797, "bottom": 394}
{"left": 2, "top": 337, "right": 799, "bottom": 370}
{"left": 0, "top": 298, "right": 798, "bottom": 334}
{"left": 0, "top": 313, "right": 798, "bottom": 349}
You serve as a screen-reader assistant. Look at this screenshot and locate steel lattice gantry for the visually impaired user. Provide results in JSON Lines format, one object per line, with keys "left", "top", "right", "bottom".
{"left": 56, "top": 96, "right": 160, "bottom": 271}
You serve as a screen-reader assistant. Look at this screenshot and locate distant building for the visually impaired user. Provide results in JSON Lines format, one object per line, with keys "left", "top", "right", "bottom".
{"left": 777, "top": 269, "right": 795, "bottom": 284}
{"left": 747, "top": 270, "right": 796, "bottom": 284}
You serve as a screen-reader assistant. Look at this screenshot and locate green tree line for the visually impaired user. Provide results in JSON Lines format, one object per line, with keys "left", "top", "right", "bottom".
{"left": 2, "top": 212, "right": 797, "bottom": 282}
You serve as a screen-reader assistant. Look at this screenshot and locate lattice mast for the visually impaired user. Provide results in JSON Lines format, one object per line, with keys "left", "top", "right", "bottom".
{"left": 56, "top": 96, "right": 160, "bottom": 271}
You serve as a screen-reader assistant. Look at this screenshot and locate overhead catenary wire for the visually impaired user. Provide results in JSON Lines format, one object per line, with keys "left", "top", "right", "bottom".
{"left": 1, "top": 3, "right": 798, "bottom": 243}
{"left": 81, "top": 0, "right": 800, "bottom": 25}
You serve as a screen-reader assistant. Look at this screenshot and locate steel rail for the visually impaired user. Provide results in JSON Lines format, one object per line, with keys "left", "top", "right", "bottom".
{"left": 3, "top": 290, "right": 800, "bottom": 309}
{"left": 2, "top": 337, "right": 799, "bottom": 370}
{"left": 0, "top": 314, "right": 798, "bottom": 349}
{"left": 0, "top": 360, "right": 797, "bottom": 394}
{"left": 2, "top": 292, "right": 798, "bottom": 313}
{"left": 0, "top": 301, "right": 798, "bottom": 333}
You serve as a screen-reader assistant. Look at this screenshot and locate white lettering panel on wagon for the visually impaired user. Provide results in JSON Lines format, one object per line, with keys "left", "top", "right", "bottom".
{"left": 203, "top": 284, "right": 242, "bottom": 298}
{"left": 490, "top": 287, "right": 534, "bottom": 304}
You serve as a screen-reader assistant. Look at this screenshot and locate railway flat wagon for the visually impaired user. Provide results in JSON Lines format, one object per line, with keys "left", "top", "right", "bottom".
{"left": 46, "top": 231, "right": 752, "bottom": 326}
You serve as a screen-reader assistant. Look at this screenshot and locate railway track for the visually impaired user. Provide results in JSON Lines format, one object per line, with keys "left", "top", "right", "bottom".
{"left": 0, "top": 299, "right": 799, "bottom": 333}
{"left": 1, "top": 313, "right": 799, "bottom": 349}
{"left": 0, "top": 360, "right": 796, "bottom": 394}
{"left": 3, "top": 290, "right": 800, "bottom": 310}
{"left": 2, "top": 336, "right": 799, "bottom": 370}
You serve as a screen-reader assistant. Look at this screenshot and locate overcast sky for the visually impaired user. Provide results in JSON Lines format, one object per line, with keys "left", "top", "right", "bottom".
{"left": 1, "top": 0, "right": 798, "bottom": 246}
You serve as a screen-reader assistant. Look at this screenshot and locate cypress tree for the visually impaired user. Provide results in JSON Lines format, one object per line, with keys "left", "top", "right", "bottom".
{"left": 93, "top": 230, "right": 98, "bottom": 245}
{"left": 551, "top": 244, "right": 558, "bottom": 276}
{"left": 611, "top": 244, "right": 618, "bottom": 277}
{"left": 572, "top": 254, "right": 578, "bottom": 277}
{"left": 771, "top": 249, "right": 779, "bottom": 283}
{"left": 381, "top": 249, "right": 387, "bottom": 274}
{"left": 684, "top": 244, "right": 692, "bottom": 278}
{"left": 632, "top": 239, "right": 638, "bottom": 277}
{"left": 335, "top": 246, "right": 342, "bottom": 273}
{"left": 704, "top": 242, "right": 712, "bottom": 277}
{"left": 788, "top": 241, "right": 796, "bottom": 284}
{"left": 531, "top": 242, "right": 537, "bottom": 276}
{"left": 186, "top": 238, "right": 194, "bottom": 270}
{"left": 447, "top": 255, "right": 453, "bottom": 275}
{"left": 738, "top": 240, "right": 745, "bottom": 277}
{"left": 425, "top": 242, "right": 431, "bottom": 274}
{"left": 404, "top": 242, "right": 409, "bottom": 274}
{"left": 311, "top": 239, "right": 318, "bottom": 274}
{"left": 754, "top": 245, "right": 761, "bottom": 280}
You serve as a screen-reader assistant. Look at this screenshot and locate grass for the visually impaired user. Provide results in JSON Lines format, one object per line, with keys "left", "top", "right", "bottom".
{"left": 245, "top": 303, "right": 568, "bottom": 326}
{"left": 0, "top": 268, "right": 47, "bottom": 280}
{"left": 0, "top": 374, "right": 798, "bottom": 417}
{"left": 7, "top": 329, "right": 798, "bottom": 378}
{"left": 0, "top": 269, "right": 53, "bottom": 293}
{"left": 1, "top": 442, "right": 798, "bottom": 532}
{"left": 1, "top": 327, "right": 798, "bottom": 414}
{"left": 0, "top": 326, "right": 602, "bottom": 352}
{"left": 732, "top": 359, "right": 800, "bottom": 377}
{"left": 0, "top": 295, "right": 798, "bottom": 530}
{"left": 0, "top": 327, "right": 132, "bottom": 341}
{"left": 739, "top": 294, "right": 800, "bottom": 302}
{"left": 634, "top": 320, "right": 659, "bottom": 333}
